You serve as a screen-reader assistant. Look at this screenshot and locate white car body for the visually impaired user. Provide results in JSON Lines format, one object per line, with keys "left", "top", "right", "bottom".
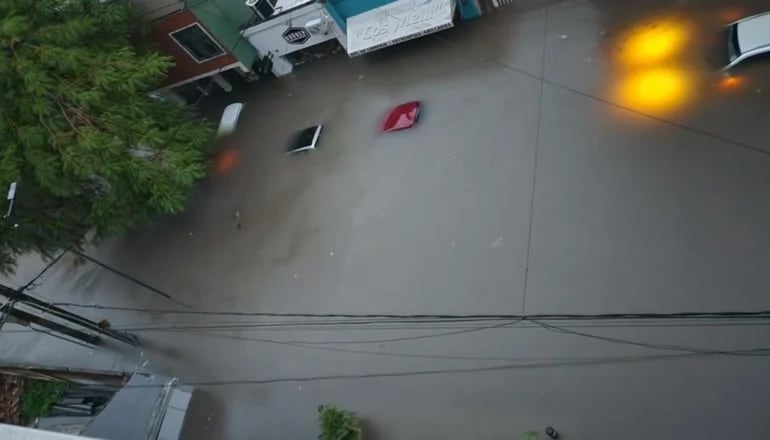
{"left": 725, "top": 11, "right": 770, "bottom": 69}
{"left": 217, "top": 103, "right": 244, "bottom": 137}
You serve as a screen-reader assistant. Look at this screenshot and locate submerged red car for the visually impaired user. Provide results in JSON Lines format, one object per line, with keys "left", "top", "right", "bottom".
{"left": 382, "top": 101, "right": 421, "bottom": 133}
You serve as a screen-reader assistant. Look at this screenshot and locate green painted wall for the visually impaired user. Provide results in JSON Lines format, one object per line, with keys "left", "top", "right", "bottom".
{"left": 189, "top": 0, "right": 260, "bottom": 67}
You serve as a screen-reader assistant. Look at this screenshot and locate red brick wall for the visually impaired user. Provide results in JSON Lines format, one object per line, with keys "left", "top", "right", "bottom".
{"left": 150, "top": 10, "right": 238, "bottom": 87}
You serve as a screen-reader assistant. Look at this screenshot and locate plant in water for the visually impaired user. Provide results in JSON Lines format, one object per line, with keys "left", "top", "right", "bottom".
{"left": 318, "top": 404, "right": 363, "bottom": 440}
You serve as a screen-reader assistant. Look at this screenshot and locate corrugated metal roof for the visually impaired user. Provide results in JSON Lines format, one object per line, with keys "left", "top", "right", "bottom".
{"left": 82, "top": 374, "right": 192, "bottom": 440}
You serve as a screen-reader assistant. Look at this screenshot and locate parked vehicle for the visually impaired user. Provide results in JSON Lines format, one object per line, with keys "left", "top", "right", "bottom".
{"left": 724, "top": 11, "right": 770, "bottom": 69}
{"left": 382, "top": 101, "right": 421, "bottom": 133}
{"left": 286, "top": 124, "right": 323, "bottom": 155}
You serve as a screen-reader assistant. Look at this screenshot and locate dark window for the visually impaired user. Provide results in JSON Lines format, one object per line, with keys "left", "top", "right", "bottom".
{"left": 255, "top": 0, "right": 276, "bottom": 20}
{"left": 170, "top": 24, "right": 225, "bottom": 63}
{"left": 727, "top": 24, "right": 741, "bottom": 62}
{"left": 287, "top": 126, "right": 321, "bottom": 153}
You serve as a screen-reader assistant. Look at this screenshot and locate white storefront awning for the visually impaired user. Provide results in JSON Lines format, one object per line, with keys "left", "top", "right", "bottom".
{"left": 346, "top": 0, "right": 455, "bottom": 57}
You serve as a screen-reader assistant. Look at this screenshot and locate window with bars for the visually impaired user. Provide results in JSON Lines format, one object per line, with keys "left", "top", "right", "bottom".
{"left": 169, "top": 24, "right": 225, "bottom": 63}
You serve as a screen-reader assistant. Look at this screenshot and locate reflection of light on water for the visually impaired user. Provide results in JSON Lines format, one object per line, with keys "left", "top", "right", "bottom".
{"left": 215, "top": 148, "right": 238, "bottom": 174}
{"left": 719, "top": 8, "right": 743, "bottom": 24}
{"left": 612, "top": 18, "right": 696, "bottom": 114}
{"left": 615, "top": 68, "right": 692, "bottom": 112}
{"left": 620, "top": 22, "right": 689, "bottom": 66}
{"left": 716, "top": 75, "right": 743, "bottom": 92}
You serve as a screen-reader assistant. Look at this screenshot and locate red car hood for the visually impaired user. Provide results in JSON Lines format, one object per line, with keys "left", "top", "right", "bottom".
{"left": 382, "top": 101, "right": 421, "bottom": 132}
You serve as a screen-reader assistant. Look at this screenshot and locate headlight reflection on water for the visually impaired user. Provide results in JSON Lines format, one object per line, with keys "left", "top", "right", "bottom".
{"left": 614, "top": 20, "right": 694, "bottom": 113}
{"left": 620, "top": 22, "right": 689, "bottom": 67}
{"left": 615, "top": 68, "right": 692, "bottom": 113}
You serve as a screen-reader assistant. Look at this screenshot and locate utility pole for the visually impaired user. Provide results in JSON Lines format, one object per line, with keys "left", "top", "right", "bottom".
{"left": 0, "top": 284, "right": 138, "bottom": 346}
{"left": 2, "top": 305, "right": 100, "bottom": 345}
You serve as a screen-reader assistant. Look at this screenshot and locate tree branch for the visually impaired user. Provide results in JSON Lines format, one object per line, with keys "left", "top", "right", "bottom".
{"left": 55, "top": 99, "right": 82, "bottom": 135}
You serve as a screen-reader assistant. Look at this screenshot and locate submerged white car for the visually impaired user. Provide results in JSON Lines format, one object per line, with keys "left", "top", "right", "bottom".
{"left": 286, "top": 124, "right": 323, "bottom": 155}
{"left": 725, "top": 11, "right": 770, "bottom": 69}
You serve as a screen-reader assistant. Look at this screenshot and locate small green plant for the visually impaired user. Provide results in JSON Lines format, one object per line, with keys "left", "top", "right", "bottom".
{"left": 318, "top": 404, "right": 363, "bottom": 440}
{"left": 20, "top": 380, "right": 66, "bottom": 423}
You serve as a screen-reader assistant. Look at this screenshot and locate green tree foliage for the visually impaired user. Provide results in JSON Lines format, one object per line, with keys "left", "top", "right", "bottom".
{"left": 0, "top": 0, "right": 213, "bottom": 272}
{"left": 318, "top": 405, "right": 363, "bottom": 440}
{"left": 20, "top": 379, "right": 65, "bottom": 423}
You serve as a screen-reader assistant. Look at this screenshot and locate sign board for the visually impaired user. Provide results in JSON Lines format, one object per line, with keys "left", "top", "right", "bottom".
{"left": 282, "top": 27, "right": 311, "bottom": 44}
{"left": 346, "top": 0, "right": 455, "bottom": 56}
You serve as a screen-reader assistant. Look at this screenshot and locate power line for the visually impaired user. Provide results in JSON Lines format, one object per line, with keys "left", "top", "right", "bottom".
{"left": 9, "top": 312, "right": 756, "bottom": 390}
{"left": 158, "top": 317, "right": 770, "bottom": 328}
{"left": 103, "top": 320, "right": 770, "bottom": 390}
{"left": 6, "top": 317, "right": 770, "bottom": 335}
{"left": 282, "top": 318, "right": 523, "bottom": 344}
{"left": 122, "top": 318, "right": 512, "bottom": 333}
{"left": 18, "top": 250, "right": 67, "bottom": 292}
{"left": 17, "top": 300, "right": 770, "bottom": 357}
{"left": 138, "top": 318, "right": 770, "bottom": 357}
{"left": 152, "top": 328, "right": 723, "bottom": 363}
{"left": 165, "top": 319, "right": 523, "bottom": 346}
{"left": 17, "top": 311, "right": 768, "bottom": 366}
{"left": 68, "top": 250, "right": 189, "bottom": 307}
{"left": 48, "top": 303, "right": 770, "bottom": 320}
{"left": 113, "top": 316, "right": 770, "bottom": 334}
{"left": 530, "top": 319, "right": 770, "bottom": 356}
{"left": 115, "top": 349, "right": 770, "bottom": 389}
{"left": 9, "top": 311, "right": 770, "bottom": 362}
{"left": 28, "top": 305, "right": 770, "bottom": 358}
{"left": 168, "top": 327, "right": 553, "bottom": 362}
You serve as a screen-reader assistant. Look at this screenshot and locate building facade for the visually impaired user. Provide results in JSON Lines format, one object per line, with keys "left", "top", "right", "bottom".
{"left": 133, "top": 0, "right": 488, "bottom": 95}
{"left": 133, "top": 0, "right": 262, "bottom": 101}
{"left": 241, "top": 0, "right": 484, "bottom": 76}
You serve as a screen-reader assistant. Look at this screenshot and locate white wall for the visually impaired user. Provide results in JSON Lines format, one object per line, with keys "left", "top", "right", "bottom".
{"left": 242, "top": 3, "right": 343, "bottom": 76}
{"left": 0, "top": 424, "right": 101, "bottom": 440}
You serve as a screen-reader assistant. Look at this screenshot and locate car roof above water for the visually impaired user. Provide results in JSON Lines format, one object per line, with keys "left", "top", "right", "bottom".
{"left": 736, "top": 12, "right": 770, "bottom": 53}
